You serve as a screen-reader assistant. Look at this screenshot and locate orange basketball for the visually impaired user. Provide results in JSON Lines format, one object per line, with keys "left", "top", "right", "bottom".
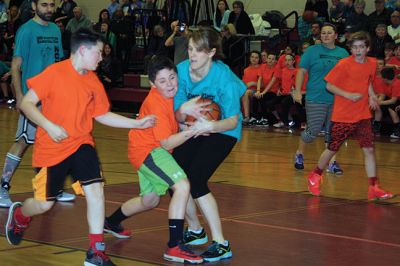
{"left": 185, "top": 98, "right": 221, "bottom": 123}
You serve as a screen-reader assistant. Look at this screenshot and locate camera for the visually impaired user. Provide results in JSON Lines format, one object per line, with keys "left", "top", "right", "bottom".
{"left": 178, "top": 22, "right": 186, "bottom": 32}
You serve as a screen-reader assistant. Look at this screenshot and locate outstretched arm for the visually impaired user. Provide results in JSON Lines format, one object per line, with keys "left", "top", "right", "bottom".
{"left": 95, "top": 112, "right": 156, "bottom": 129}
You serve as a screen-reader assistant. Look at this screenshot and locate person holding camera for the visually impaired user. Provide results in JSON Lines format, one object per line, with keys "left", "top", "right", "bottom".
{"left": 165, "top": 20, "right": 190, "bottom": 65}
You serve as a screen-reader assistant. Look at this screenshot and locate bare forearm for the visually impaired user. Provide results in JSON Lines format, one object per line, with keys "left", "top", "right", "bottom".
{"left": 326, "top": 82, "right": 348, "bottom": 97}
{"left": 20, "top": 99, "right": 52, "bottom": 131}
{"left": 295, "top": 68, "right": 306, "bottom": 94}
{"left": 165, "top": 33, "right": 175, "bottom": 47}
{"left": 160, "top": 130, "right": 193, "bottom": 150}
{"left": 95, "top": 112, "right": 137, "bottom": 128}
{"left": 211, "top": 115, "right": 238, "bottom": 133}
{"left": 11, "top": 64, "right": 22, "bottom": 97}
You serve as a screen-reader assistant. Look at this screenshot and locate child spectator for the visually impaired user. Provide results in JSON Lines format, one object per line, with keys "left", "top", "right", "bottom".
{"left": 242, "top": 50, "right": 262, "bottom": 125}
{"left": 306, "top": 31, "right": 394, "bottom": 200}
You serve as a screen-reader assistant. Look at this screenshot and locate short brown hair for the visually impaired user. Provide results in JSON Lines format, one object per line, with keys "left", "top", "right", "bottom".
{"left": 347, "top": 31, "right": 370, "bottom": 48}
{"left": 190, "top": 27, "right": 224, "bottom": 60}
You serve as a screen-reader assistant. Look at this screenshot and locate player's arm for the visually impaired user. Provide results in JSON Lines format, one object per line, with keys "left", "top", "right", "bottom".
{"left": 11, "top": 56, "right": 23, "bottom": 108}
{"left": 294, "top": 67, "right": 307, "bottom": 104}
{"left": 368, "top": 82, "right": 379, "bottom": 110}
{"left": 175, "top": 96, "right": 208, "bottom": 122}
{"left": 191, "top": 115, "right": 238, "bottom": 137}
{"left": 20, "top": 90, "right": 68, "bottom": 143}
{"left": 160, "top": 129, "right": 195, "bottom": 151}
{"left": 326, "top": 82, "right": 362, "bottom": 102}
{"left": 95, "top": 112, "right": 156, "bottom": 129}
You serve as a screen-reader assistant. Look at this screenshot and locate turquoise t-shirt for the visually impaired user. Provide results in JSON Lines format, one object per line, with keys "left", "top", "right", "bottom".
{"left": 300, "top": 44, "right": 348, "bottom": 104}
{"left": 14, "top": 19, "right": 64, "bottom": 95}
{"left": 174, "top": 60, "right": 246, "bottom": 141}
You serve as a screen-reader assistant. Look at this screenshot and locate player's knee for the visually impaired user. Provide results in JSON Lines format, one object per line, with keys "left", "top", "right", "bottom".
{"left": 142, "top": 193, "right": 159, "bottom": 209}
{"left": 83, "top": 182, "right": 104, "bottom": 201}
{"left": 38, "top": 201, "right": 55, "bottom": 212}
{"left": 172, "top": 178, "right": 190, "bottom": 195}
{"left": 362, "top": 147, "right": 374, "bottom": 156}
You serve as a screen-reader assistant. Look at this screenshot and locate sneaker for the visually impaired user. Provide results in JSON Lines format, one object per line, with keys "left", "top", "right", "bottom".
{"left": 248, "top": 117, "right": 257, "bottom": 125}
{"left": 256, "top": 118, "right": 269, "bottom": 127}
{"left": 163, "top": 243, "right": 203, "bottom": 264}
{"left": 56, "top": 191, "right": 76, "bottom": 202}
{"left": 242, "top": 117, "right": 250, "bottom": 125}
{"left": 84, "top": 242, "right": 116, "bottom": 266}
{"left": 5, "top": 202, "right": 29, "bottom": 245}
{"left": 368, "top": 185, "right": 394, "bottom": 201}
{"left": 307, "top": 172, "right": 322, "bottom": 196}
{"left": 104, "top": 218, "right": 131, "bottom": 239}
{"left": 294, "top": 154, "right": 304, "bottom": 170}
{"left": 288, "top": 120, "right": 296, "bottom": 128}
{"left": 390, "top": 132, "right": 400, "bottom": 139}
{"left": 183, "top": 227, "right": 208, "bottom": 245}
{"left": 0, "top": 184, "right": 13, "bottom": 208}
{"left": 273, "top": 121, "right": 284, "bottom": 128}
{"left": 201, "top": 240, "right": 232, "bottom": 262}
{"left": 326, "top": 161, "right": 344, "bottom": 175}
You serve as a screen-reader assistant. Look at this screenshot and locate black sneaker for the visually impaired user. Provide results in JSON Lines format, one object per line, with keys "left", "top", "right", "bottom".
{"left": 183, "top": 227, "right": 208, "bottom": 245}
{"left": 104, "top": 218, "right": 131, "bottom": 239}
{"left": 6, "top": 202, "right": 29, "bottom": 245}
{"left": 201, "top": 240, "right": 232, "bottom": 262}
{"left": 84, "top": 242, "right": 116, "bottom": 266}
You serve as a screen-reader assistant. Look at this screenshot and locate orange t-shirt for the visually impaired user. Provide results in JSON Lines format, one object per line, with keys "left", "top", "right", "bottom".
{"left": 373, "top": 75, "right": 389, "bottom": 95}
{"left": 27, "top": 59, "right": 110, "bottom": 167}
{"left": 242, "top": 65, "right": 262, "bottom": 91}
{"left": 128, "top": 87, "right": 178, "bottom": 170}
{"left": 277, "top": 54, "right": 301, "bottom": 69}
{"left": 261, "top": 64, "right": 280, "bottom": 93}
{"left": 386, "top": 56, "right": 400, "bottom": 76}
{"left": 387, "top": 78, "right": 400, "bottom": 97}
{"left": 275, "top": 67, "right": 297, "bottom": 95}
{"left": 325, "top": 56, "right": 376, "bottom": 123}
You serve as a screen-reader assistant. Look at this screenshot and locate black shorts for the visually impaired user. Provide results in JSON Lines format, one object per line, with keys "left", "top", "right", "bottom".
{"left": 33, "top": 144, "right": 104, "bottom": 201}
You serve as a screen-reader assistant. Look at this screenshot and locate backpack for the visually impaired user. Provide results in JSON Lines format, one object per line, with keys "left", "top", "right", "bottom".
{"left": 262, "top": 10, "right": 286, "bottom": 29}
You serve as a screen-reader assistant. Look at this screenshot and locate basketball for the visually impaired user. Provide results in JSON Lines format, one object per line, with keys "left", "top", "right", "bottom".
{"left": 185, "top": 98, "right": 221, "bottom": 123}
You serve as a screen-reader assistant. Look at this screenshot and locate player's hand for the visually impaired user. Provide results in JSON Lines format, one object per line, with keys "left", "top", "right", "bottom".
{"left": 345, "top": 92, "right": 362, "bottom": 102}
{"left": 191, "top": 117, "right": 214, "bottom": 137}
{"left": 293, "top": 90, "right": 302, "bottom": 104}
{"left": 135, "top": 115, "right": 156, "bottom": 129}
{"left": 180, "top": 96, "right": 209, "bottom": 119}
{"left": 254, "top": 91, "right": 262, "bottom": 99}
{"left": 369, "top": 95, "right": 379, "bottom": 110}
{"left": 46, "top": 123, "right": 68, "bottom": 143}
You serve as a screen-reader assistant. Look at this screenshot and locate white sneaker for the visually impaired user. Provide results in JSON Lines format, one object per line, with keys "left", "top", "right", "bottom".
{"left": 273, "top": 121, "right": 284, "bottom": 128}
{"left": 0, "top": 187, "right": 13, "bottom": 208}
{"left": 390, "top": 132, "right": 400, "bottom": 139}
{"left": 56, "top": 192, "right": 76, "bottom": 202}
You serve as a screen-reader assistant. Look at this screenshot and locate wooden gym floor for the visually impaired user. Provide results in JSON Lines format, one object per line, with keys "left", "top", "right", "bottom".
{"left": 0, "top": 104, "right": 400, "bottom": 266}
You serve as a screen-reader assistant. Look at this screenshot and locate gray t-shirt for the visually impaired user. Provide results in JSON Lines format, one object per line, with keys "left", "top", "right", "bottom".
{"left": 173, "top": 35, "right": 189, "bottom": 65}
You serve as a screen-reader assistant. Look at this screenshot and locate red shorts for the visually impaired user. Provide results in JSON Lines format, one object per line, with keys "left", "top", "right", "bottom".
{"left": 328, "top": 119, "right": 374, "bottom": 152}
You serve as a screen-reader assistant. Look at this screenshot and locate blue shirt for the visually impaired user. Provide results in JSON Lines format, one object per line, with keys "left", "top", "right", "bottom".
{"left": 14, "top": 19, "right": 64, "bottom": 95}
{"left": 300, "top": 44, "right": 348, "bottom": 104}
{"left": 174, "top": 60, "right": 246, "bottom": 140}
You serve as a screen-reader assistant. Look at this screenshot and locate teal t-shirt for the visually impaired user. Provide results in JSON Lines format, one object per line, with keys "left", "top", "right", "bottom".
{"left": 14, "top": 19, "right": 64, "bottom": 94}
{"left": 300, "top": 44, "right": 348, "bottom": 104}
{"left": 174, "top": 60, "right": 246, "bottom": 141}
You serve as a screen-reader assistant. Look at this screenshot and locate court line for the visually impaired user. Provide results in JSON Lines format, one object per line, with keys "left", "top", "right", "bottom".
{"left": 226, "top": 218, "right": 400, "bottom": 248}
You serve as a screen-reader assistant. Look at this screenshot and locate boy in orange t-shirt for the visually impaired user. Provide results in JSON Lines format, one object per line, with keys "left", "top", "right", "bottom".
{"left": 5, "top": 29, "right": 156, "bottom": 266}
{"left": 104, "top": 56, "right": 204, "bottom": 264}
{"left": 306, "top": 31, "right": 394, "bottom": 201}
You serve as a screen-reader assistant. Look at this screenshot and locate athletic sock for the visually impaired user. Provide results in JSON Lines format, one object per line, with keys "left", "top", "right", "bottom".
{"left": 14, "top": 207, "right": 31, "bottom": 225}
{"left": 1, "top": 153, "right": 22, "bottom": 185}
{"left": 368, "top": 177, "right": 378, "bottom": 186}
{"left": 89, "top": 234, "right": 104, "bottom": 250}
{"left": 313, "top": 167, "right": 323, "bottom": 175}
{"left": 167, "top": 219, "right": 184, "bottom": 248}
{"left": 106, "top": 207, "right": 128, "bottom": 225}
{"left": 188, "top": 228, "right": 203, "bottom": 234}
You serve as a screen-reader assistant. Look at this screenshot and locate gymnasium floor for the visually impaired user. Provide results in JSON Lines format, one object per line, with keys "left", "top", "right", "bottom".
{"left": 0, "top": 104, "right": 400, "bottom": 266}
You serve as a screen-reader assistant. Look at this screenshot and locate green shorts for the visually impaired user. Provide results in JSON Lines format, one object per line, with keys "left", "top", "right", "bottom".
{"left": 138, "top": 148, "right": 187, "bottom": 196}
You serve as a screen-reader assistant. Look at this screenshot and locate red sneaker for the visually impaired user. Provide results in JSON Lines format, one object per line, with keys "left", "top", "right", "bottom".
{"left": 307, "top": 172, "right": 322, "bottom": 196}
{"left": 104, "top": 219, "right": 131, "bottom": 239}
{"left": 368, "top": 185, "right": 394, "bottom": 201}
{"left": 163, "top": 243, "right": 203, "bottom": 264}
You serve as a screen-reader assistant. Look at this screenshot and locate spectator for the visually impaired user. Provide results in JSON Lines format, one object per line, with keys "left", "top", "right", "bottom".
{"left": 164, "top": 20, "right": 189, "bottom": 65}
{"left": 55, "top": 16, "right": 71, "bottom": 58}
{"left": 110, "top": 7, "right": 134, "bottom": 72}
{"left": 93, "top": 9, "right": 111, "bottom": 33}
{"left": 55, "top": 0, "right": 77, "bottom": 22}
{"left": 0, "top": 60, "right": 13, "bottom": 105}
{"left": 100, "top": 22, "right": 116, "bottom": 49}
{"left": 228, "top": 1, "right": 255, "bottom": 35}
{"left": 345, "top": 0, "right": 368, "bottom": 32}
{"left": 305, "top": 0, "right": 329, "bottom": 22}
{"left": 9, "top": 0, "right": 24, "bottom": 7}
{"left": 330, "top": 0, "right": 345, "bottom": 24}
{"left": 298, "top": 10, "right": 320, "bottom": 41}
{"left": 221, "top": 23, "right": 242, "bottom": 76}
{"left": 388, "top": 10, "right": 400, "bottom": 44}
{"left": 66, "top": 6, "right": 92, "bottom": 33}
{"left": 213, "top": 0, "right": 230, "bottom": 32}
{"left": 97, "top": 42, "right": 122, "bottom": 90}
{"left": 369, "top": 24, "right": 393, "bottom": 58}
{"left": 107, "top": 0, "right": 120, "bottom": 19}
{"left": 306, "top": 21, "right": 322, "bottom": 44}
{"left": 19, "top": 0, "right": 34, "bottom": 24}
{"left": 367, "top": 0, "right": 392, "bottom": 35}
{"left": 3, "top": 5, "right": 22, "bottom": 61}
{"left": 144, "top": 24, "right": 168, "bottom": 73}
